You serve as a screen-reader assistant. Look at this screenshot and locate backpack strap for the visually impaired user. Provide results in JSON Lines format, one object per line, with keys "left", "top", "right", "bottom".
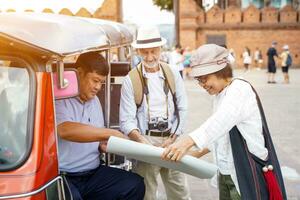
{"left": 128, "top": 63, "right": 144, "bottom": 108}
{"left": 160, "top": 62, "right": 176, "bottom": 97}
{"left": 160, "top": 62, "right": 180, "bottom": 135}
{"left": 128, "top": 62, "right": 181, "bottom": 135}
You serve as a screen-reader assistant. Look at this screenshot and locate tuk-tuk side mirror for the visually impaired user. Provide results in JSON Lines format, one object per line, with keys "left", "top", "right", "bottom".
{"left": 53, "top": 69, "right": 79, "bottom": 100}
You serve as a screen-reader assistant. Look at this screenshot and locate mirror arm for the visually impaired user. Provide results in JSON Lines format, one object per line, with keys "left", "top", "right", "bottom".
{"left": 56, "top": 60, "right": 68, "bottom": 89}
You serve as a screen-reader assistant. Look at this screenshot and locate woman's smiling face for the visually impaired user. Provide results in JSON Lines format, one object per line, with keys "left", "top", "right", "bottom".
{"left": 195, "top": 74, "right": 229, "bottom": 95}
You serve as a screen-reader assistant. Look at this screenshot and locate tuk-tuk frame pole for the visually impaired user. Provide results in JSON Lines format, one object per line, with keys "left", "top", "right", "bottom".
{"left": 105, "top": 49, "right": 111, "bottom": 129}
{"left": 56, "top": 60, "right": 68, "bottom": 89}
{"left": 104, "top": 49, "right": 112, "bottom": 166}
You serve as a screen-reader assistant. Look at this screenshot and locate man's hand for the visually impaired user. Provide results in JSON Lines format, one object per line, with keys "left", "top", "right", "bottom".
{"left": 99, "top": 141, "right": 108, "bottom": 152}
{"left": 161, "top": 136, "right": 195, "bottom": 162}
{"left": 128, "top": 129, "right": 152, "bottom": 145}
{"left": 110, "top": 129, "right": 128, "bottom": 140}
{"left": 161, "top": 134, "right": 177, "bottom": 148}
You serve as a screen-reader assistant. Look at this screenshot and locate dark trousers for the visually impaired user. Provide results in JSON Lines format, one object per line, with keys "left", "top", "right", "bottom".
{"left": 64, "top": 165, "right": 145, "bottom": 200}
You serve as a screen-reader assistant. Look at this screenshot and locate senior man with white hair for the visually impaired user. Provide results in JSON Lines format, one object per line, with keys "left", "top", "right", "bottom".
{"left": 119, "top": 26, "right": 190, "bottom": 200}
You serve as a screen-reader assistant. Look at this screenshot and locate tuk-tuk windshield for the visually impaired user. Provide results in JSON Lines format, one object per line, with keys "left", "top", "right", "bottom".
{"left": 0, "top": 59, "right": 30, "bottom": 170}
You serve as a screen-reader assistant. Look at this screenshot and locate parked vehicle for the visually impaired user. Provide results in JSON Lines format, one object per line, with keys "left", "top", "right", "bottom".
{"left": 0, "top": 12, "right": 133, "bottom": 200}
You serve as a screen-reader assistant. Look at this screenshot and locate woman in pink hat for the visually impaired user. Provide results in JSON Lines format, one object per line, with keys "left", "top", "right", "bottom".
{"left": 162, "top": 44, "right": 286, "bottom": 200}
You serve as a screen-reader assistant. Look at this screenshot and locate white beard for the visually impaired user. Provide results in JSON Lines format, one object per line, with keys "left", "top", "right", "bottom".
{"left": 142, "top": 60, "right": 159, "bottom": 68}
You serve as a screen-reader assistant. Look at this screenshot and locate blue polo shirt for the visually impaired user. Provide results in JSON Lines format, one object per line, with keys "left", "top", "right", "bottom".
{"left": 55, "top": 96, "right": 104, "bottom": 172}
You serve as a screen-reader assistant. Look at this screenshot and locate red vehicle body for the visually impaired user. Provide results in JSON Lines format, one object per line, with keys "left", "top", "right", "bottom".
{"left": 0, "top": 13, "right": 132, "bottom": 200}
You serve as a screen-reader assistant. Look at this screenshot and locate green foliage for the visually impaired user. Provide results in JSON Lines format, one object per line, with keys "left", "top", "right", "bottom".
{"left": 152, "top": 0, "right": 173, "bottom": 11}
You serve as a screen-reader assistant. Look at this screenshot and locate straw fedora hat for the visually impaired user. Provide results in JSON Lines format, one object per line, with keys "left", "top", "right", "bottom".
{"left": 131, "top": 26, "right": 167, "bottom": 49}
{"left": 190, "top": 44, "right": 230, "bottom": 77}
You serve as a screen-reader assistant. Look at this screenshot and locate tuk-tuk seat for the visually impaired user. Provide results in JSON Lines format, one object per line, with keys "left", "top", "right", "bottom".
{"left": 110, "top": 62, "right": 130, "bottom": 77}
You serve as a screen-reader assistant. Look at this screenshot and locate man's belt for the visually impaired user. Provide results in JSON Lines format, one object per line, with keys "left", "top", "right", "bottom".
{"left": 145, "top": 129, "right": 171, "bottom": 137}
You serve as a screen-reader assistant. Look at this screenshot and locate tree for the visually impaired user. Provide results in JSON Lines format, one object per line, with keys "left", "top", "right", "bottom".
{"left": 153, "top": 0, "right": 173, "bottom": 11}
{"left": 153, "top": 0, "right": 204, "bottom": 11}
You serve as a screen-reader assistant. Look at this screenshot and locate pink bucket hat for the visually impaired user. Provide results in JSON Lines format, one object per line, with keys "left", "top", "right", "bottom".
{"left": 190, "top": 44, "right": 230, "bottom": 77}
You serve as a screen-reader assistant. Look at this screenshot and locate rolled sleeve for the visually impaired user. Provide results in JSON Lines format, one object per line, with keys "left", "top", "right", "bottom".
{"left": 171, "top": 68, "right": 188, "bottom": 135}
{"left": 119, "top": 76, "right": 140, "bottom": 135}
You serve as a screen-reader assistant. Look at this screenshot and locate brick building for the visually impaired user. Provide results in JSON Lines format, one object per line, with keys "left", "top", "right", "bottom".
{"left": 179, "top": 0, "right": 300, "bottom": 67}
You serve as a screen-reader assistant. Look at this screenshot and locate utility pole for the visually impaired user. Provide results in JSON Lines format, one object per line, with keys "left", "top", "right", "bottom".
{"left": 174, "top": 0, "right": 180, "bottom": 45}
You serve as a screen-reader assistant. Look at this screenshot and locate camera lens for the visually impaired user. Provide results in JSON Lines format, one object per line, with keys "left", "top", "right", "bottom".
{"left": 157, "top": 121, "right": 168, "bottom": 131}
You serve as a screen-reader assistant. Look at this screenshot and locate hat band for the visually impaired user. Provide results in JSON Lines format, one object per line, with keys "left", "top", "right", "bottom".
{"left": 191, "top": 58, "right": 228, "bottom": 69}
{"left": 136, "top": 38, "right": 162, "bottom": 44}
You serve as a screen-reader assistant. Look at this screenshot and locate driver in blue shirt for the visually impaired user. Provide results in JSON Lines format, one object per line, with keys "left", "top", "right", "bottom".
{"left": 55, "top": 52, "right": 145, "bottom": 200}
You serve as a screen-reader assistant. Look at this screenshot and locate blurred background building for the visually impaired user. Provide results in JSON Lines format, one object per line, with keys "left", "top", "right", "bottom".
{"left": 179, "top": 0, "right": 300, "bottom": 67}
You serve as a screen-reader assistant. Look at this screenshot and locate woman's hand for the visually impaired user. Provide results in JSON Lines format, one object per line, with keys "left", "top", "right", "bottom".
{"left": 187, "top": 148, "right": 210, "bottom": 158}
{"left": 161, "top": 136, "right": 195, "bottom": 162}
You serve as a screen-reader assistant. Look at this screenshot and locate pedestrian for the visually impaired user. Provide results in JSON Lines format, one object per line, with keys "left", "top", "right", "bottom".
{"left": 258, "top": 49, "right": 263, "bottom": 69}
{"left": 182, "top": 46, "right": 192, "bottom": 79}
{"left": 132, "top": 54, "right": 142, "bottom": 68}
{"left": 169, "top": 44, "right": 184, "bottom": 78}
{"left": 120, "top": 26, "right": 190, "bottom": 200}
{"left": 254, "top": 47, "right": 263, "bottom": 70}
{"left": 162, "top": 44, "right": 287, "bottom": 200}
{"left": 160, "top": 49, "right": 170, "bottom": 63}
{"left": 267, "top": 41, "right": 278, "bottom": 83}
{"left": 55, "top": 52, "right": 145, "bottom": 200}
{"left": 279, "top": 45, "right": 292, "bottom": 84}
{"left": 242, "top": 47, "right": 251, "bottom": 72}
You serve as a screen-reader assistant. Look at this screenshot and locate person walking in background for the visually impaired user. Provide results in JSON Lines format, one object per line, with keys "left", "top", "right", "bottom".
{"left": 254, "top": 47, "right": 263, "bottom": 70}
{"left": 267, "top": 41, "right": 278, "bottom": 83}
{"left": 258, "top": 49, "right": 263, "bottom": 69}
{"left": 169, "top": 44, "right": 184, "bottom": 78}
{"left": 242, "top": 47, "right": 251, "bottom": 72}
{"left": 132, "top": 54, "right": 142, "bottom": 68}
{"left": 182, "top": 46, "right": 192, "bottom": 79}
{"left": 280, "top": 45, "right": 292, "bottom": 84}
{"left": 160, "top": 48, "right": 170, "bottom": 63}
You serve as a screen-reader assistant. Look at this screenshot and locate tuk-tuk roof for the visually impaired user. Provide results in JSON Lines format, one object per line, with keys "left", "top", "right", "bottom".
{"left": 0, "top": 13, "right": 133, "bottom": 57}
{"left": 79, "top": 17, "right": 133, "bottom": 47}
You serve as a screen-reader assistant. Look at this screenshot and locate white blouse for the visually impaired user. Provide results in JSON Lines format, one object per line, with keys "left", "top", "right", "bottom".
{"left": 189, "top": 79, "right": 268, "bottom": 192}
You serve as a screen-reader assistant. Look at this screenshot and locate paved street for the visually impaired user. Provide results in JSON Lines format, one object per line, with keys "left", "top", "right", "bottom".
{"left": 158, "top": 68, "right": 300, "bottom": 200}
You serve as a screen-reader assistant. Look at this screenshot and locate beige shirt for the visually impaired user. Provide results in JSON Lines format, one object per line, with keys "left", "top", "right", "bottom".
{"left": 280, "top": 51, "right": 289, "bottom": 67}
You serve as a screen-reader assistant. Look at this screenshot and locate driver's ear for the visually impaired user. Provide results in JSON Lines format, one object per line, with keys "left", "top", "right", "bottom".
{"left": 77, "top": 67, "right": 84, "bottom": 76}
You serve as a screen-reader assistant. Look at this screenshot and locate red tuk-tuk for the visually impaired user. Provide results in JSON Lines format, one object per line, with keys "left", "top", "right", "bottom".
{"left": 0, "top": 12, "right": 133, "bottom": 200}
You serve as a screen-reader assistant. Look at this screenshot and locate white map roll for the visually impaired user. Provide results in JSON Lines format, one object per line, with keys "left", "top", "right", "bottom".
{"left": 107, "top": 136, "right": 217, "bottom": 179}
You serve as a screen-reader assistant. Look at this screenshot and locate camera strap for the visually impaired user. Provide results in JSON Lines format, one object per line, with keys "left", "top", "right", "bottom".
{"left": 130, "top": 63, "right": 180, "bottom": 135}
{"left": 140, "top": 65, "right": 169, "bottom": 123}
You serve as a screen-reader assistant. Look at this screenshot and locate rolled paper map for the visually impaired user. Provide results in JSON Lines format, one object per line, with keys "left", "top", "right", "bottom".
{"left": 107, "top": 136, "right": 217, "bottom": 179}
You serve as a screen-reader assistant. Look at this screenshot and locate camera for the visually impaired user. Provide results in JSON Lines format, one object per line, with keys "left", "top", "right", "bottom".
{"left": 148, "top": 117, "right": 168, "bottom": 131}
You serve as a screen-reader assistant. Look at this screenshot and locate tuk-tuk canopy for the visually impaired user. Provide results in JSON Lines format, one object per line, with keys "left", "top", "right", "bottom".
{"left": 79, "top": 17, "right": 133, "bottom": 47}
{"left": 0, "top": 13, "right": 133, "bottom": 57}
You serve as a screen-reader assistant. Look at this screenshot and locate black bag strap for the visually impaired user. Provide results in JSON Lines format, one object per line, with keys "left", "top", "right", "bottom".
{"left": 230, "top": 78, "right": 287, "bottom": 199}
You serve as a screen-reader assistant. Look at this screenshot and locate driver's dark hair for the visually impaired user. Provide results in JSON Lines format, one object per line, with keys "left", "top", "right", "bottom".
{"left": 75, "top": 52, "right": 109, "bottom": 76}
